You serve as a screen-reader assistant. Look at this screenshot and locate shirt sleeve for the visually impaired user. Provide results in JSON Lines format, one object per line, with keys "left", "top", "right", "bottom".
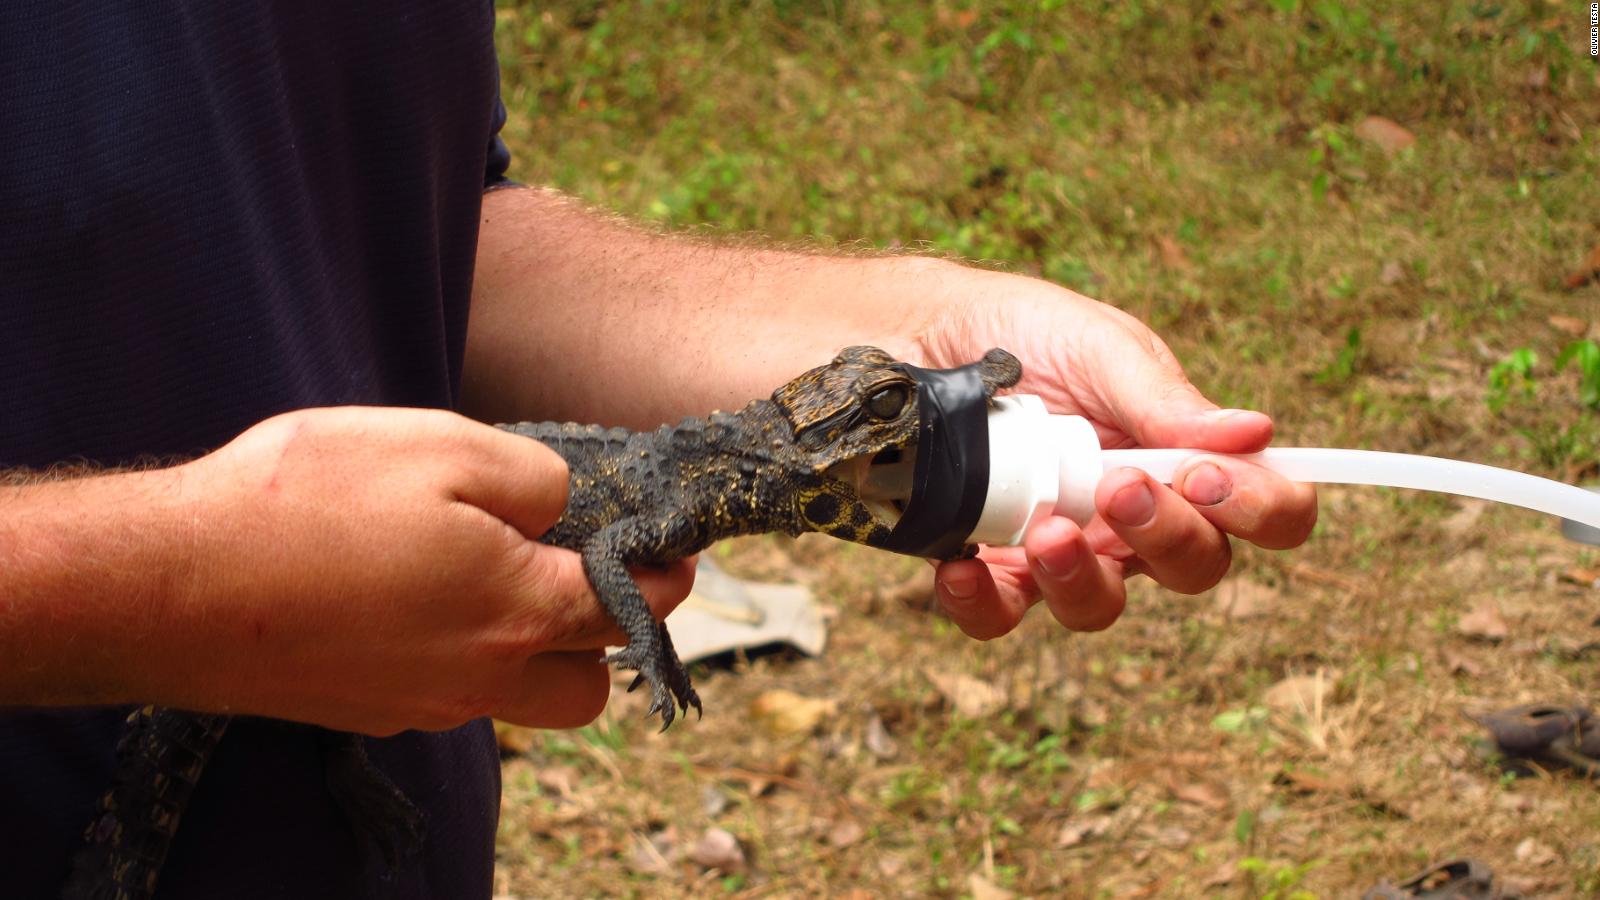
{"left": 483, "top": 70, "right": 517, "bottom": 191}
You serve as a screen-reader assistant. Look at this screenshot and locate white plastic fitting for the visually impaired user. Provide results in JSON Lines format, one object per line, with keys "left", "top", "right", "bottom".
{"left": 965, "top": 394, "right": 1600, "bottom": 546}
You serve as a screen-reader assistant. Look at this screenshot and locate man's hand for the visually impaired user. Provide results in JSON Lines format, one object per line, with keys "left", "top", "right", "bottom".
{"left": 0, "top": 407, "right": 691, "bottom": 734}
{"left": 914, "top": 268, "right": 1318, "bottom": 637}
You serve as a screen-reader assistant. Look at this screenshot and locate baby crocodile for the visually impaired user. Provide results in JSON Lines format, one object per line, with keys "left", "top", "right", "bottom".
{"left": 63, "top": 345, "right": 1023, "bottom": 900}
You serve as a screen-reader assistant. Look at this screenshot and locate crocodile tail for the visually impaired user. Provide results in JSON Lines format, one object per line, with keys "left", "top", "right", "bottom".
{"left": 60, "top": 708, "right": 230, "bottom": 900}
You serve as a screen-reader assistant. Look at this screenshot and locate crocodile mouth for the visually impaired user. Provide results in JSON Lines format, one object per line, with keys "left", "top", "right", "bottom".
{"left": 826, "top": 446, "right": 917, "bottom": 528}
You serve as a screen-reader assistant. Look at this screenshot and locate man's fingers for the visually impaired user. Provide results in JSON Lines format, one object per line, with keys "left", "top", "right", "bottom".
{"left": 1024, "top": 517, "right": 1127, "bottom": 631}
{"left": 448, "top": 418, "right": 571, "bottom": 540}
{"left": 498, "top": 650, "right": 611, "bottom": 729}
{"left": 1096, "top": 467, "right": 1231, "bottom": 594}
{"left": 520, "top": 546, "right": 697, "bottom": 652}
{"left": 1172, "top": 456, "right": 1318, "bottom": 550}
{"left": 934, "top": 556, "right": 1023, "bottom": 640}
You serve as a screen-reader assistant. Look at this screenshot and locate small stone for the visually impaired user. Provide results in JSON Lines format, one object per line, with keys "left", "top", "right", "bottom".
{"left": 863, "top": 712, "right": 898, "bottom": 759}
{"left": 1515, "top": 837, "right": 1557, "bottom": 866}
{"left": 687, "top": 827, "right": 746, "bottom": 873}
{"left": 827, "top": 818, "right": 865, "bottom": 848}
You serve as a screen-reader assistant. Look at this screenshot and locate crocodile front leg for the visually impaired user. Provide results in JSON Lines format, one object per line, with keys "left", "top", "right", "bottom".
{"left": 582, "top": 515, "right": 703, "bottom": 730}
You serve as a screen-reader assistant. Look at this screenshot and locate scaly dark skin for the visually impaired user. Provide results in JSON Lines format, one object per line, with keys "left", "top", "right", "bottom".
{"left": 62, "top": 346, "right": 1023, "bottom": 900}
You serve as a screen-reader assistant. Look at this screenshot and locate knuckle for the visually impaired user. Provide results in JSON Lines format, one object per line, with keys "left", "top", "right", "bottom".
{"left": 1161, "top": 536, "right": 1232, "bottom": 595}
{"left": 959, "top": 614, "right": 1018, "bottom": 642}
{"left": 1127, "top": 517, "right": 1191, "bottom": 563}
{"left": 1049, "top": 589, "right": 1124, "bottom": 632}
{"left": 1251, "top": 485, "right": 1319, "bottom": 550}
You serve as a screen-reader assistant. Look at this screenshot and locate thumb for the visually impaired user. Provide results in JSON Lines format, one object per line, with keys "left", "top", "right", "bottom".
{"left": 1099, "top": 352, "right": 1274, "bottom": 453}
{"left": 518, "top": 546, "right": 698, "bottom": 652}
{"left": 450, "top": 422, "right": 572, "bottom": 540}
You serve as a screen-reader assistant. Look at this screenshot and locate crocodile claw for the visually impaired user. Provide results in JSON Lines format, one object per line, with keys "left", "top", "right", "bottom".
{"left": 603, "top": 640, "right": 701, "bottom": 731}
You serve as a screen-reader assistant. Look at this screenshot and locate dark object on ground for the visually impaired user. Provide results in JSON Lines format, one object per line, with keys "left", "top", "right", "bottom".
{"left": 1361, "top": 858, "right": 1517, "bottom": 899}
{"left": 1466, "top": 702, "right": 1600, "bottom": 778}
{"left": 62, "top": 346, "right": 1021, "bottom": 900}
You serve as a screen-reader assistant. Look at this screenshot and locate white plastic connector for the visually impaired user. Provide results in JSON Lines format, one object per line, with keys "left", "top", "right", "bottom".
{"left": 967, "top": 395, "right": 1100, "bottom": 545}
{"left": 966, "top": 395, "right": 1600, "bottom": 546}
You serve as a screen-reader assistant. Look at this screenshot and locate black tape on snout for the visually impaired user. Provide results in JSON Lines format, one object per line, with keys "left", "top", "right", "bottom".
{"left": 880, "top": 361, "right": 991, "bottom": 560}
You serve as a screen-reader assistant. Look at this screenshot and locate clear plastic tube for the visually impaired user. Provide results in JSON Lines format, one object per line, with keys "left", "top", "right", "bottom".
{"left": 1102, "top": 447, "right": 1600, "bottom": 530}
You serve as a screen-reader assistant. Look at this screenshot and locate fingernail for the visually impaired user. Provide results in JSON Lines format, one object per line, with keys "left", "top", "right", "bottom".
{"left": 942, "top": 577, "right": 978, "bottom": 600}
{"left": 1203, "top": 408, "right": 1253, "bottom": 421}
{"left": 1180, "top": 462, "right": 1232, "bottom": 506}
{"left": 1106, "top": 478, "right": 1156, "bottom": 527}
{"left": 1038, "top": 540, "right": 1083, "bottom": 578}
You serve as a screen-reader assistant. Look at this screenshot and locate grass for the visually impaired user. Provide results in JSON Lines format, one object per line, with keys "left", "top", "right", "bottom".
{"left": 490, "top": 2, "right": 1600, "bottom": 896}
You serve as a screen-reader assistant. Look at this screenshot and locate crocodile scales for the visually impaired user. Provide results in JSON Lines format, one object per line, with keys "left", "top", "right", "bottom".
{"left": 62, "top": 346, "right": 1023, "bottom": 900}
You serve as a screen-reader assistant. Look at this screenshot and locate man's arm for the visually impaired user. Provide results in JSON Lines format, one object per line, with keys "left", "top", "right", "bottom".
{"left": 0, "top": 466, "right": 203, "bottom": 707}
{"left": 463, "top": 185, "right": 1318, "bottom": 635}
{"left": 0, "top": 407, "right": 692, "bottom": 730}
{"left": 462, "top": 186, "right": 949, "bottom": 426}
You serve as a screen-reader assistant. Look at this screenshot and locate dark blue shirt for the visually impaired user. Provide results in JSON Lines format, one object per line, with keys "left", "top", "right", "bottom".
{"left": 0, "top": 2, "right": 512, "bottom": 895}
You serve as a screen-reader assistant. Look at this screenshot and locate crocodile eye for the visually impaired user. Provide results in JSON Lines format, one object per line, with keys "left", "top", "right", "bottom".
{"left": 866, "top": 385, "right": 908, "bottom": 420}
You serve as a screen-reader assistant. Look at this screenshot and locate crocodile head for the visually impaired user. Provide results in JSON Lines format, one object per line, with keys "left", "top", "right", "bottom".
{"left": 770, "top": 345, "right": 1021, "bottom": 542}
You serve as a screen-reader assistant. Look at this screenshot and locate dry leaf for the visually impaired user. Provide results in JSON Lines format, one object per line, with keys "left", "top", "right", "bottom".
{"left": 1549, "top": 315, "right": 1590, "bottom": 336}
{"left": 1564, "top": 244, "right": 1600, "bottom": 290}
{"left": 1354, "top": 115, "right": 1416, "bottom": 155}
{"left": 1202, "top": 862, "right": 1237, "bottom": 888}
{"left": 1169, "top": 779, "right": 1228, "bottom": 810}
{"left": 968, "top": 873, "right": 1015, "bottom": 900}
{"left": 1154, "top": 235, "right": 1190, "bottom": 270}
{"left": 924, "top": 667, "right": 1007, "bottom": 718}
{"left": 750, "top": 690, "right": 837, "bottom": 736}
{"left": 1143, "top": 824, "right": 1193, "bottom": 849}
{"left": 1559, "top": 567, "right": 1600, "bottom": 588}
{"left": 1457, "top": 601, "right": 1509, "bottom": 642}
{"left": 1055, "top": 815, "right": 1111, "bottom": 848}
{"left": 936, "top": 8, "right": 979, "bottom": 29}
{"left": 1273, "top": 767, "right": 1346, "bottom": 795}
{"left": 1379, "top": 260, "right": 1406, "bottom": 285}
{"left": 688, "top": 827, "right": 746, "bottom": 872}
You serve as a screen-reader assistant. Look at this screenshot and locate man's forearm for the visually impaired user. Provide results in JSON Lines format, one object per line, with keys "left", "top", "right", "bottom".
{"left": 463, "top": 186, "right": 975, "bottom": 426}
{"left": 0, "top": 467, "right": 201, "bottom": 706}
